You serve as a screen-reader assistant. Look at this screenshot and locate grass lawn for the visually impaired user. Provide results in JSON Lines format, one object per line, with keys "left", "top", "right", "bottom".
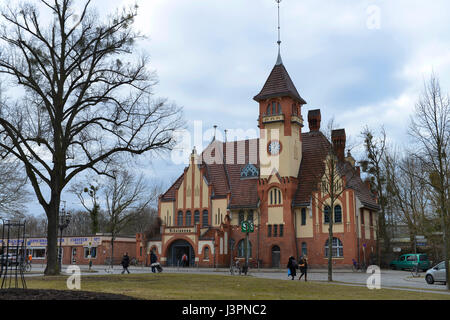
{"left": 24, "top": 273, "right": 450, "bottom": 300}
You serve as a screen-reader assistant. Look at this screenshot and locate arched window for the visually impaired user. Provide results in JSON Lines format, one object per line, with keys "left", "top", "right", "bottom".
{"left": 202, "top": 210, "right": 209, "bottom": 226}
{"left": 272, "top": 102, "right": 277, "bottom": 115}
{"left": 302, "top": 242, "right": 308, "bottom": 256}
{"left": 247, "top": 210, "right": 254, "bottom": 223}
{"left": 324, "top": 237, "right": 344, "bottom": 257}
{"left": 269, "top": 188, "right": 282, "bottom": 205}
{"left": 194, "top": 210, "right": 200, "bottom": 225}
{"left": 266, "top": 104, "right": 271, "bottom": 116}
{"left": 334, "top": 205, "right": 342, "bottom": 223}
{"left": 203, "top": 246, "right": 210, "bottom": 260}
{"left": 292, "top": 103, "right": 297, "bottom": 116}
{"left": 324, "top": 206, "right": 331, "bottom": 224}
{"left": 177, "top": 211, "right": 183, "bottom": 226}
{"left": 238, "top": 211, "right": 245, "bottom": 226}
{"left": 186, "top": 211, "right": 192, "bottom": 226}
{"left": 237, "top": 239, "right": 252, "bottom": 258}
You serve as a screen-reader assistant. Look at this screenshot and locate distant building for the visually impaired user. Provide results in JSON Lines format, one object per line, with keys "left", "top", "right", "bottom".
{"left": 3, "top": 235, "right": 136, "bottom": 265}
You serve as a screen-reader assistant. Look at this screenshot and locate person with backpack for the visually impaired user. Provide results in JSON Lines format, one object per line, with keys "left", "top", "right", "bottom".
{"left": 150, "top": 250, "right": 158, "bottom": 273}
{"left": 287, "top": 256, "right": 297, "bottom": 280}
{"left": 121, "top": 252, "right": 130, "bottom": 274}
{"left": 298, "top": 255, "right": 308, "bottom": 281}
{"left": 182, "top": 253, "right": 188, "bottom": 267}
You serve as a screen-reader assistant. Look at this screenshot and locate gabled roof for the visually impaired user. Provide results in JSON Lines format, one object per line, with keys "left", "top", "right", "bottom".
{"left": 292, "top": 131, "right": 379, "bottom": 211}
{"left": 253, "top": 62, "right": 307, "bottom": 104}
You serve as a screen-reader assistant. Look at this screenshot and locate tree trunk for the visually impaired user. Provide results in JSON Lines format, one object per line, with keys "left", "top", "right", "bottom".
{"left": 328, "top": 223, "right": 333, "bottom": 282}
{"left": 45, "top": 196, "right": 61, "bottom": 275}
{"left": 111, "top": 235, "right": 115, "bottom": 269}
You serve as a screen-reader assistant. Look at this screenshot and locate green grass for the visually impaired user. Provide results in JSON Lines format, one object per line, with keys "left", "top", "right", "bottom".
{"left": 24, "top": 273, "right": 450, "bottom": 300}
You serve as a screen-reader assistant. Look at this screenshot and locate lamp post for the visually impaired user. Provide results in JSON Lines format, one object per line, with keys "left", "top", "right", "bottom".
{"left": 58, "top": 203, "right": 71, "bottom": 272}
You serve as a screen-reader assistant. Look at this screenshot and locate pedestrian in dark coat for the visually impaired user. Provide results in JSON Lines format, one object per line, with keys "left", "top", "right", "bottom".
{"left": 298, "top": 256, "right": 308, "bottom": 281}
{"left": 287, "top": 256, "right": 297, "bottom": 280}
{"left": 121, "top": 252, "right": 130, "bottom": 274}
{"left": 150, "top": 251, "right": 158, "bottom": 273}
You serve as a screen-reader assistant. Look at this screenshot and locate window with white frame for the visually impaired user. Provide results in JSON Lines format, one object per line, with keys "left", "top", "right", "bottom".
{"left": 324, "top": 238, "right": 343, "bottom": 258}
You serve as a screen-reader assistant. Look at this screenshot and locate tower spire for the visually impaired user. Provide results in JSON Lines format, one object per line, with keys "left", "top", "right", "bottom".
{"left": 276, "top": 0, "right": 283, "bottom": 65}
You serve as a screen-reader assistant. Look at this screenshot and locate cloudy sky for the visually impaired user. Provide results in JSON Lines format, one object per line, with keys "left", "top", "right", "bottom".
{"left": 3, "top": 0, "right": 450, "bottom": 216}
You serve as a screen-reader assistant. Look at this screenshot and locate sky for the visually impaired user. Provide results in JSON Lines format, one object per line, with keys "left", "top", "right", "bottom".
{"left": 2, "top": 0, "right": 450, "bottom": 217}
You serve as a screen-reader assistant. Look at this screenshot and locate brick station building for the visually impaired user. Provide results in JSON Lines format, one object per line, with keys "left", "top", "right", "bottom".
{"left": 137, "top": 50, "right": 380, "bottom": 269}
{"left": 12, "top": 235, "right": 136, "bottom": 266}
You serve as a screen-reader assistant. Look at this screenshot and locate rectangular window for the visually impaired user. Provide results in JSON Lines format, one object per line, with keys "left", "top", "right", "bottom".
{"left": 301, "top": 208, "right": 306, "bottom": 226}
{"left": 273, "top": 225, "right": 278, "bottom": 237}
{"left": 32, "top": 248, "right": 46, "bottom": 259}
{"left": 361, "top": 210, "right": 365, "bottom": 225}
{"left": 369, "top": 212, "right": 373, "bottom": 226}
{"left": 268, "top": 225, "right": 272, "bottom": 237}
{"left": 247, "top": 211, "right": 254, "bottom": 223}
{"left": 84, "top": 247, "right": 97, "bottom": 259}
{"left": 140, "top": 247, "right": 143, "bottom": 257}
{"left": 279, "top": 224, "right": 284, "bottom": 237}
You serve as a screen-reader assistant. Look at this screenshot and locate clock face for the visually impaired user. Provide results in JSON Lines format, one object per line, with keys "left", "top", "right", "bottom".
{"left": 268, "top": 140, "right": 281, "bottom": 155}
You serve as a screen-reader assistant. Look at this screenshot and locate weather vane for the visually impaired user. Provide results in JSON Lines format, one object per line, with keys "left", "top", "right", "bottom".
{"left": 275, "top": 0, "right": 283, "bottom": 65}
{"left": 276, "top": 0, "right": 282, "bottom": 49}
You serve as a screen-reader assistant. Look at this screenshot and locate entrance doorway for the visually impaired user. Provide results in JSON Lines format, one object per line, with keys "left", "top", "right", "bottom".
{"left": 167, "top": 239, "right": 195, "bottom": 267}
{"left": 271, "top": 245, "right": 281, "bottom": 268}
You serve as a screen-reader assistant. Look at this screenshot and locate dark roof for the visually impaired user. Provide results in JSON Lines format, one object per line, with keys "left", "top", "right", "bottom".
{"left": 293, "top": 131, "right": 330, "bottom": 206}
{"left": 161, "top": 132, "right": 379, "bottom": 212}
{"left": 161, "top": 139, "right": 260, "bottom": 209}
{"left": 293, "top": 131, "right": 379, "bottom": 210}
{"left": 253, "top": 62, "right": 307, "bottom": 104}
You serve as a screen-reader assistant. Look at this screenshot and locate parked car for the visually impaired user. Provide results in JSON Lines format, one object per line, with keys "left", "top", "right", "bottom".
{"left": 389, "top": 254, "right": 430, "bottom": 271}
{"left": 425, "top": 261, "right": 447, "bottom": 285}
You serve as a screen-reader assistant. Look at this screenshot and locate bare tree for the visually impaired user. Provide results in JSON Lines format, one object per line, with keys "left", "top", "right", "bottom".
{"left": 409, "top": 74, "right": 450, "bottom": 289}
{"left": 360, "top": 126, "right": 388, "bottom": 265}
{"left": 103, "top": 170, "right": 155, "bottom": 268}
{"left": 0, "top": 1, "right": 183, "bottom": 274}
{"left": 309, "top": 120, "right": 360, "bottom": 281}
{"left": 0, "top": 157, "right": 30, "bottom": 217}
{"left": 70, "top": 181, "right": 101, "bottom": 234}
{"left": 385, "top": 153, "right": 432, "bottom": 252}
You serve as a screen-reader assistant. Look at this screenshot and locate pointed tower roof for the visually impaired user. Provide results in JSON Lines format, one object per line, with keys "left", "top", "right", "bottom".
{"left": 253, "top": 57, "right": 307, "bottom": 104}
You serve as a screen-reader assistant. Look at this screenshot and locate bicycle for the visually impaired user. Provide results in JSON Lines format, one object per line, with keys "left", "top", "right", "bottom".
{"left": 19, "top": 260, "right": 32, "bottom": 273}
{"left": 411, "top": 263, "right": 420, "bottom": 278}
{"left": 352, "top": 259, "right": 366, "bottom": 272}
{"left": 104, "top": 258, "right": 114, "bottom": 274}
{"left": 230, "top": 260, "right": 242, "bottom": 275}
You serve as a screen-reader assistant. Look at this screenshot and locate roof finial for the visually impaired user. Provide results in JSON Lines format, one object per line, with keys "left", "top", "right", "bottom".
{"left": 276, "top": 0, "right": 283, "bottom": 65}
{"left": 213, "top": 125, "right": 218, "bottom": 141}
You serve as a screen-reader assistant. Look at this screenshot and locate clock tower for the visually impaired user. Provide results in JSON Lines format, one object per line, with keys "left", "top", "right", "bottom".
{"left": 254, "top": 53, "right": 306, "bottom": 179}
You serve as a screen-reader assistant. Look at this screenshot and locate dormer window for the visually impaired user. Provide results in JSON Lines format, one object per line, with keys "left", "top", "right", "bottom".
{"left": 240, "top": 164, "right": 259, "bottom": 179}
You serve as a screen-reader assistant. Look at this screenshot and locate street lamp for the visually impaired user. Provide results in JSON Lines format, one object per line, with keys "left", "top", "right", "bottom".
{"left": 58, "top": 203, "right": 71, "bottom": 271}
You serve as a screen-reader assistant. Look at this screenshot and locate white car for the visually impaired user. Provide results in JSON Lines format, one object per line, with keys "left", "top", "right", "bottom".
{"left": 425, "top": 261, "right": 447, "bottom": 285}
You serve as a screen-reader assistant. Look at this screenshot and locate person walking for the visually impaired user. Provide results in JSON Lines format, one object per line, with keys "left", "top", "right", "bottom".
{"left": 121, "top": 252, "right": 130, "bottom": 274}
{"left": 150, "top": 250, "right": 158, "bottom": 273}
{"left": 182, "top": 253, "right": 188, "bottom": 267}
{"left": 298, "top": 255, "right": 308, "bottom": 281}
{"left": 287, "top": 256, "right": 297, "bottom": 280}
